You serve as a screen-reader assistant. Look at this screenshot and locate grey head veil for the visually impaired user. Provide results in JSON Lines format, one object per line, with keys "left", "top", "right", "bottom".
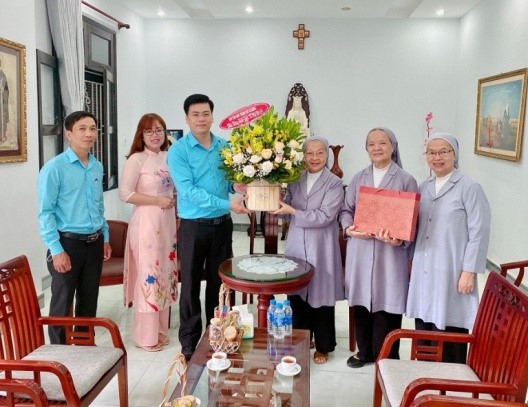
{"left": 426, "top": 132, "right": 459, "bottom": 168}
{"left": 366, "top": 127, "right": 403, "bottom": 168}
{"left": 302, "top": 135, "right": 330, "bottom": 167}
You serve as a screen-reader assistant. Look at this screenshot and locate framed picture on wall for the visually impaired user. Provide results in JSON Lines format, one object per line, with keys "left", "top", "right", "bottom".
{"left": 474, "top": 68, "right": 528, "bottom": 161}
{"left": 167, "top": 129, "right": 183, "bottom": 146}
{"left": 0, "top": 37, "right": 27, "bottom": 163}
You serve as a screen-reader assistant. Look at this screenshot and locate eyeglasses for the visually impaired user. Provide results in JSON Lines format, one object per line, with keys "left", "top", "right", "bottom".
{"left": 425, "top": 149, "right": 453, "bottom": 158}
{"left": 144, "top": 128, "right": 165, "bottom": 137}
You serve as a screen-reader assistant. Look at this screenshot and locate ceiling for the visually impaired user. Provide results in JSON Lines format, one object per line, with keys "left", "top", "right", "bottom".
{"left": 112, "top": 0, "right": 485, "bottom": 19}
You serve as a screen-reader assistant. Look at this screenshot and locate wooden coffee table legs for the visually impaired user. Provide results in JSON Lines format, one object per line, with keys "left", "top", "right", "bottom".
{"left": 257, "top": 294, "right": 272, "bottom": 329}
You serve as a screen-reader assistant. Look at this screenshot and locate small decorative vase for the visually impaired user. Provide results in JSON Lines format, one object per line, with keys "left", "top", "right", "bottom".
{"left": 246, "top": 179, "right": 281, "bottom": 211}
{"left": 329, "top": 145, "right": 344, "bottom": 179}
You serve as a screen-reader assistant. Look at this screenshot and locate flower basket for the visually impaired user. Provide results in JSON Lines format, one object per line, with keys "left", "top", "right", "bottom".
{"left": 220, "top": 106, "right": 306, "bottom": 191}
{"left": 246, "top": 179, "right": 281, "bottom": 211}
{"left": 209, "top": 284, "right": 244, "bottom": 354}
{"left": 159, "top": 352, "right": 200, "bottom": 407}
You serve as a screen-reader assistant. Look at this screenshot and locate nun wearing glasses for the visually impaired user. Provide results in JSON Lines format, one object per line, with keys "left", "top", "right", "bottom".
{"left": 406, "top": 133, "right": 491, "bottom": 364}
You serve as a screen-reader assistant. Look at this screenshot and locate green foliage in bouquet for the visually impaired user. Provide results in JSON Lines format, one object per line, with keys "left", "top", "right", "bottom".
{"left": 220, "top": 106, "right": 306, "bottom": 184}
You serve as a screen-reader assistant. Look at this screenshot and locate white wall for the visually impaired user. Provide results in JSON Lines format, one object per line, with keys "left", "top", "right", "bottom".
{"left": 143, "top": 17, "right": 460, "bottom": 224}
{"left": 143, "top": 18, "right": 459, "bottom": 182}
{"left": 457, "top": 0, "right": 528, "bottom": 265}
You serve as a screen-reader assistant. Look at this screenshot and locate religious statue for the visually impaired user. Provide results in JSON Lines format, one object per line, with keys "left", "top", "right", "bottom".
{"left": 287, "top": 96, "right": 310, "bottom": 138}
{"left": 285, "top": 83, "right": 310, "bottom": 138}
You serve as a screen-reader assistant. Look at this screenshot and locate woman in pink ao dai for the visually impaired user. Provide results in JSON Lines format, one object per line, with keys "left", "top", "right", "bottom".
{"left": 119, "top": 113, "right": 178, "bottom": 351}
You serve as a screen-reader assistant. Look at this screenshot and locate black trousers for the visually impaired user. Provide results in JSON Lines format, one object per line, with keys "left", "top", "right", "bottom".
{"left": 415, "top": 318, "right": 469, "bottom": 364}
{"left": 354, "top": 305, "right": 402, "bottom": 361}
{"left": 289, "top": 295, "right": 337, "bottom": 354}
{"left": 177, "top": 218, "right": 233, "bottom": 351}
{"left": 46, "top": 235, "right": 104, "bottom": 344}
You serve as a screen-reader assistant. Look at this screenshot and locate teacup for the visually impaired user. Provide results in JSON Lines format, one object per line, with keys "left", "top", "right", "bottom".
{"left": 280, "top": 356, "right": 297, "bottom": 373}
{"left": 210, "top": 351, "right": 227, "bottom": 369}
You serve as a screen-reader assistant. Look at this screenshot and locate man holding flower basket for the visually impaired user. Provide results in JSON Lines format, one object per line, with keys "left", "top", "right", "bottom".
{"left": 167, "top": 94, "right": 249, "bottom": 360}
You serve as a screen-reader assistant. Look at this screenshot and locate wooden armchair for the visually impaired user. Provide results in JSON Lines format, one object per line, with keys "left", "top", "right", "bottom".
{"left": 99, "top": 220, "right": 128, "bottom": 286}
{"left": 0, "top": 255, "right": 128, "bottom": 406}
{"left": 374, "top": 271, "right": 528, "bottom": 407}
{"left": 500, "top": 259, "right": 526, "bottom": 287}
{"left": 410, "top": 394, "right": 528, "bottom": 406}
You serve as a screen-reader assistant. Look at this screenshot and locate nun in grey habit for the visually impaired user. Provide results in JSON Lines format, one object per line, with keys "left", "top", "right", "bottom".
{"left": 406, "top": 133, "right": 491, "bottom": 364}
{"left": 340, "top": 127, "right": 418, "bottom": 368}
{"left": 273, "top": 135, "right": 344, "bottom": 364}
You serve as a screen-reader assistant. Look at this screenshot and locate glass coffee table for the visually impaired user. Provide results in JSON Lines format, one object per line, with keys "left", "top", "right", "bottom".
{"left": 170, "top": 327, "right": 310, "bottom": 406}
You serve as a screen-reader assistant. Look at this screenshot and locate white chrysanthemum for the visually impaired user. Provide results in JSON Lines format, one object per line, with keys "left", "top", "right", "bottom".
{"left": 232, "top": 153, "right": 245, "bottom": 164}
{"left": 261, "top": 160, "right": 274, "bottom": 175}
{"left": 242, "top": 165, "right": 256, "bottom": 178}
{"left": 249, "top": 155, "right": 262, "bottom": 164}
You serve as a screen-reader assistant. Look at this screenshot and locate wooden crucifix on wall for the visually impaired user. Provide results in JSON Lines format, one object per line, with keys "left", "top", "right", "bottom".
{"left": 293, "top": 24, "right": 310, "bottom": 50}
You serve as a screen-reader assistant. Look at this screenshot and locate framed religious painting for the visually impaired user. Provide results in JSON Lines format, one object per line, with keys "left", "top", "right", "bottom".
{"left": 0, "top": 37, "right": 27, "bottom": 163}
{"left": 166, "top": 129, "right": 183, "bottom": 146}
{"left": 474, "top": 68, "right": 528, "bottom": 161}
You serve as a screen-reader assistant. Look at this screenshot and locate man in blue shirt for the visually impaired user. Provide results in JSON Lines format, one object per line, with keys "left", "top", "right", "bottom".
{"left": 167, "top": 94, "right": 248, "bottom": 360}
{"left": 38, "top": 111, "right": 112, "bottom": 344}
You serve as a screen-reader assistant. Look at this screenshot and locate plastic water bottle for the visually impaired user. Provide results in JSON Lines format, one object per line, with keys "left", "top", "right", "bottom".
{"left": 267, "top": 299, "right": 276, "bottom": 335}
{"left": 283, "top": 299, "right": 293, "bottom": 336}
{"left": 273, "top": 302, "right": 285, "bottom": 339}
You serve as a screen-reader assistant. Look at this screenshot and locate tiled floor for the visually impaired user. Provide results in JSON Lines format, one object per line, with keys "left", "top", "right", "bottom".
{"left": 40, "top": 230, "right": 490, "bottom": 407}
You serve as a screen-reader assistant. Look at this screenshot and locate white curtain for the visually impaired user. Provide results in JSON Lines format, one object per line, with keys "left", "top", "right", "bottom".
{"left": 45, "top": 0, "right": 85, "bottom": 115}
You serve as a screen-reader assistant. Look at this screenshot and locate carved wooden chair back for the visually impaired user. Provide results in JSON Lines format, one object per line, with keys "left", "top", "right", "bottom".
{"left": 0, "top": 256, "right": 44, "bottom": 359}
{"left": 466, "top": 271, "right": 528, "bottom": 401}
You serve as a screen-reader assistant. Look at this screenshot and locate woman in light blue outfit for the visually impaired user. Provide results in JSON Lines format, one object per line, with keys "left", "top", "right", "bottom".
{"left": 406, "top": 133, "right": 491, "bottom": 364}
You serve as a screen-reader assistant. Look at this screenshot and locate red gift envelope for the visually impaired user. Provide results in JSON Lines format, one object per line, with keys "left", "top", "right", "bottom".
{"left": 353, "top": 186, "right": 421, "bottom": 241}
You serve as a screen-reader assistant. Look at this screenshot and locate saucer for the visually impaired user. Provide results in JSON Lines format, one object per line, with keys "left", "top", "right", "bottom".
{"left": 206, "top": 358, "right": 231, "bottom": 372}
{"left": 276, "top": 362, "right": 301, "bottom": 376}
